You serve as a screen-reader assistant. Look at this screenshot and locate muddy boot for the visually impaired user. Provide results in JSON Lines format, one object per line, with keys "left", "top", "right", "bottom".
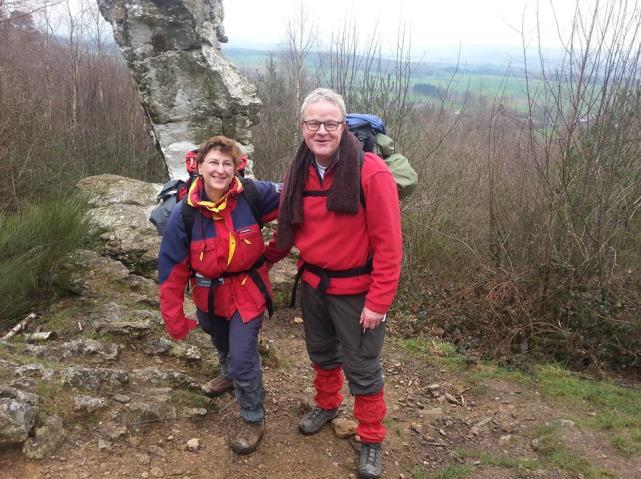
{"left": 230, "top": 419, "right": 265, "bottom": 454}
{"left": 200, "top": 376, "right": 233, "bottom": 398}
{"left": 298, "top": 406, "right": 339, "bottom": 435}
{"left": 358, "top": 442, "right": 382, "bottom": 479}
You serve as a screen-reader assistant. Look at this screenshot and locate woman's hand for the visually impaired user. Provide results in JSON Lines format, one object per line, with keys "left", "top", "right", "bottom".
{"left": 167, "top": 318, "right": 198, "bottom": 340}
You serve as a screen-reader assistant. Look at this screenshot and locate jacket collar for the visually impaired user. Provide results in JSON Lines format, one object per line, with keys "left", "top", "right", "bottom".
{"left": 186, "top": 176, "right": 244, "bottom": 214}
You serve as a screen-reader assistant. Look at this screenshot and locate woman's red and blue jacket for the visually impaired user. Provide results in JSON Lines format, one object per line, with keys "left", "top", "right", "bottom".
{"left": 158, "top": 176, "right": 280, "bottom": 340}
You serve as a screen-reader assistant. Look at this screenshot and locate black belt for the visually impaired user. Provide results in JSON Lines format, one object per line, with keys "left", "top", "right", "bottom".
{"left": 289, "top": 258, "right": 373, "bottom": 307}
{"left": 200, "top": 257, "right": 273, "bottom": 321}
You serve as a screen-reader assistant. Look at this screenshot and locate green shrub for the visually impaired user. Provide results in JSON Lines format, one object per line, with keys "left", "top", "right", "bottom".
{"left": 0, "top": 193, "right": 91, "bottom": 328}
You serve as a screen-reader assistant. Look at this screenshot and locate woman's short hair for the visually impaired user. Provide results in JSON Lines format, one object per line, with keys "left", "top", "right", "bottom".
{"left": 300, "top": 88, "right": 347, "bottom": 121}
{"left": 197, "top": 136, "right": 242, "bottom": 166}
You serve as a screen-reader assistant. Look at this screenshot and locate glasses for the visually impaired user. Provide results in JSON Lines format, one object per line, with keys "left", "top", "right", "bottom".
{"left": 206, "top": 160, "right": 235, "bottom": 170}
{"left": 302, "top": 120, "right": 343, "bottom": 132}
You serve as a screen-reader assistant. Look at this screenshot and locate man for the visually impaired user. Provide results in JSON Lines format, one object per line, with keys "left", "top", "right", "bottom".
{"left": 265, "top": 88, "right": 402, "bottom": 479}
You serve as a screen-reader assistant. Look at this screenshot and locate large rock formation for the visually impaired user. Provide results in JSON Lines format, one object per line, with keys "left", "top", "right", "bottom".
{"left": 76, "top": 174, "right": 161, "bottom": 276}
{"left": 97, "top": 0, "right": 261, "bottom": 180}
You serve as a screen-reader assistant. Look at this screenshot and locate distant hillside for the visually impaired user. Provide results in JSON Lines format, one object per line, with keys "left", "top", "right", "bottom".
{"left": 222, "top": 44, "right": 563, "bottom": 76}
{"left": 221, "top": 45, "right": 553, "bottom": 106}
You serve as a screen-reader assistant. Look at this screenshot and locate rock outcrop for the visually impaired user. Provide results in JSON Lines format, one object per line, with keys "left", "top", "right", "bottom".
{"left": 0, "top": 386, "right": 39, "bottom": 446}
{"left": 97, "top": 0, "right": 261, "bottom": 180}
{"left": 76, "top": 174, "right": 161, "bottom": 276}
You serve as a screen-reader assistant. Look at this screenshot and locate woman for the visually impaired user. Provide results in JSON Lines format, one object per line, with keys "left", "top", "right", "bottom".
{"left": 158, "top": 135, "right": 280, "bottom": 454}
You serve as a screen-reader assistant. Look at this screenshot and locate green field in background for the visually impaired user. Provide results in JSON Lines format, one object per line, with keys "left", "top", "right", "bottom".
{"left": 223, "top": 47, "right": 543, "bottom": 109}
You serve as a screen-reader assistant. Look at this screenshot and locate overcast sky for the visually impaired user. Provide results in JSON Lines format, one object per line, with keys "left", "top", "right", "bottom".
{"left": 223, "top": 0, "right": 578, "bottom": 53}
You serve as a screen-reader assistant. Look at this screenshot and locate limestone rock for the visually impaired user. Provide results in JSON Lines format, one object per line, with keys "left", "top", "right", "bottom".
{"left": 121, "top": 273, "right": 158, "bottom": 298}
{"left": 127, "top": 389, "right": 172, "bottom": 420}
{"left": 97, "top": 0, "right": 260, "bottom": 180}
{"left": 0, "top": 386, "right": 39, "bottom": 445}
{"left": 96, "top": 320, "right": 152, "bottom": 337}
{"left": 145, "top": 338, "right": 173, "bottom": 355}
{"left": 62, "top": 249, "right": 130, "bottom": 296}
{"left": 132, "top": 368, "right": 193, "bottom": 388}
{"left": 73, "top": 395, "right": 109, "bottom": 413}
{"left": 186, "top": 437, "right": 200, "bottom": 452}
{"left": 22, "top": 415, "right": 67, "bottom": 460}
{"left": 90, "top": 302, "right": 161, "bottom": 327}
{"left": 0, "top": 359, "right": 19, "bottom": 381}
{"left": 76, "top": 175, "right": 161, "bottom": 276}
{"left": 169, "top": 343, "right": 202, "bottom": 360}
{"left": 59, "top": 339, "right": 119, "bottom": 360}
{"left": 60, "top": 366, "right": 129, "bottom": 392}
{"left": 183, "top": 407, "right": 207, "bottom": 417}
{"left": 14, "top": 364, "right": 55, "bottom": 381}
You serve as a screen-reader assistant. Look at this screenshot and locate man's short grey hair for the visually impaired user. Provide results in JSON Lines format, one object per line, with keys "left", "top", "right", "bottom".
{"left": 300, "top": 88, "right": 347, "bottom": 121}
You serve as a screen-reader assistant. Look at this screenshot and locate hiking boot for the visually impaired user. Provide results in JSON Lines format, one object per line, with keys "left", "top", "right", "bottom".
{"left": 358, "top": 442, "right": 382, "bottom": 479}
{"left": 230, "top": 419, "right": 265, "bottom": 454}
{"left": 200, "top": 376, "right": 233, "bottom": 398}
{"left": 298, "top": 406, "right": 339, "bottom": 435}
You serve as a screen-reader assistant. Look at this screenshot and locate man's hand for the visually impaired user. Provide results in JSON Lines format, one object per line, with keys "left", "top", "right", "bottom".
{"left": 360, "top": 306, "right": 386, "bottom": 330}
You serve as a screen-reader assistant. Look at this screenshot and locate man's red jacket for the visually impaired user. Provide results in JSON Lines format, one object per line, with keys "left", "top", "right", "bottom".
{"left": 265, "top": 152, "right": 402, "bottom": 313}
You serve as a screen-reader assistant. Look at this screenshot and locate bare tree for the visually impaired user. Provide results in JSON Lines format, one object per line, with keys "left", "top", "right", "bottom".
{"left": 282, "top": 1, "right": 316, "bottom": 106}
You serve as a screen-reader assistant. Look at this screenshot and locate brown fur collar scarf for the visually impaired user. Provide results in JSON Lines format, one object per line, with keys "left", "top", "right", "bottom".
{"left": 276, "top": 130, "right": 362, "bottom": 249}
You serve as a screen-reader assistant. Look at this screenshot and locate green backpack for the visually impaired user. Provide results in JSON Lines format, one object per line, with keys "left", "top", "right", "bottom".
{"left": 374, "top": 133, "right": 418, "bottom": 199}
{"left": 346, "top": 114, "right": 418, "bottom": 200}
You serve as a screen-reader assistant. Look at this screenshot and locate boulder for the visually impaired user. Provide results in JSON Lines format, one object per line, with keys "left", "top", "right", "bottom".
{"left": 76, "top": 175, "right": 161, "bottom": 276}
{"left": 0, "top": 386, "right": 39, "bottom": 445}
{"left": 62, "top": 249, "right": 131, "bottom": 296}
{"left": 22, "top": 415, "right": 67, "bottom": 459}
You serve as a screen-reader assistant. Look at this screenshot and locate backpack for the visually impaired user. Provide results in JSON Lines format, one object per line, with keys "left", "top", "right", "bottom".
{"left": 346, "top": 113, "right": 418, "bottom": 199}
{"left": 149, "top": 149, "right": 257, "bottom": 236}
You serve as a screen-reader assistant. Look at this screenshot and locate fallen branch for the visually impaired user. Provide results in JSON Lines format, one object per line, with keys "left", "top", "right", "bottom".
{"left": 1, "top": 313, "right": 37, "bottom": 341}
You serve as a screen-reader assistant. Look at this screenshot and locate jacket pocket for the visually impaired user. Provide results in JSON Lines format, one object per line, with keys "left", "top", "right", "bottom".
{"left": 229, "top": 224, "right": 264, "bottom": 270}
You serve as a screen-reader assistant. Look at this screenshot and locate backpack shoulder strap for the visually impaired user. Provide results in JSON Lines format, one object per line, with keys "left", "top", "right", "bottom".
{"left": 359, "top": 151, "right": 366, "bottom": 209}
{"left": 240, "top": 177, "right": 264, "bottom": 229}
{"left": 180, "top": 200, "right": 197, "bottom": 245}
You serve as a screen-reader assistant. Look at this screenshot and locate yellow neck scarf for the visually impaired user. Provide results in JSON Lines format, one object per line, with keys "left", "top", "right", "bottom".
{"left": 188, "top": 177, "right": 244, "bottom": 265}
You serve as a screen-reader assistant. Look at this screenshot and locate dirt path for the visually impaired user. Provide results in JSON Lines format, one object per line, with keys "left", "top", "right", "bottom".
{"left": 2, "top": 304, "right": 641, "bottom": 479}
